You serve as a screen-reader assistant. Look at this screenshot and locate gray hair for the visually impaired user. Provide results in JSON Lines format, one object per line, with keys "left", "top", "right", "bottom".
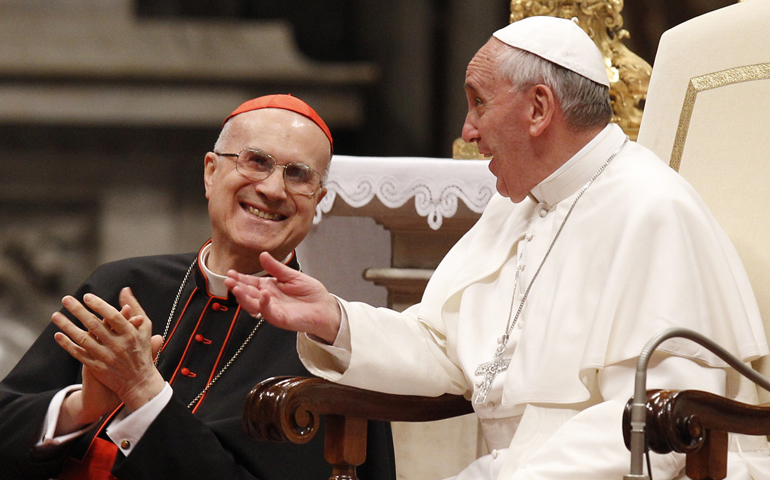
{"left": 496, "top": 46, "right": 612, "bottom": 129}
{"left": 213, "top": 122, "right": 231, "bottom": 154}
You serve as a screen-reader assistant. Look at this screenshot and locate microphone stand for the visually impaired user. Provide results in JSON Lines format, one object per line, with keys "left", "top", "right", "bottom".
{"left": 624, "top": 327, "right": 770, "bottom": 480}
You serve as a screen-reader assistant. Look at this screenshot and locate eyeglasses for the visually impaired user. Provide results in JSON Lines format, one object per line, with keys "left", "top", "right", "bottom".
{"left": 214, "top": 148, "right": 324, "bottom": 196}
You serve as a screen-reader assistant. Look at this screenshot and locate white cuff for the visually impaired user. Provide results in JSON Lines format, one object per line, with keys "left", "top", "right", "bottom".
{"left": 37, "top": 385, "right": 98, "bottom": 448}
{"left": 106, "top": 383, "right": 173, "bottom": 457}
{"left": 332, "top": 300, "right": 352, "bottom": 352}
{"left": 297, "top": 297, "right": 352, "bottom": 376}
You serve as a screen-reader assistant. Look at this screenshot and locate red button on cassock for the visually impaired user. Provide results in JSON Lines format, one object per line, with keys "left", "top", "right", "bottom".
{"left": 180, "top": 368, "right": 196, "bottom": 377}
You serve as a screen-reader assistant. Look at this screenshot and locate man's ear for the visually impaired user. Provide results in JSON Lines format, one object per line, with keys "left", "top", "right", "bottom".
{"left": 528, "top": 84, "right": 555, "bottom": 137}
{"left": 203, "top": 152, "right": 218, "bottom": 199}
{"left": 316, "top": 186, "right": 328, "bottom": 205}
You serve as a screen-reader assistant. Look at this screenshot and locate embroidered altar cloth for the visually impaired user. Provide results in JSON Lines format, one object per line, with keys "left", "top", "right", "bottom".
{"left": 315, "top": 155, "right": 496, "bottom": 230}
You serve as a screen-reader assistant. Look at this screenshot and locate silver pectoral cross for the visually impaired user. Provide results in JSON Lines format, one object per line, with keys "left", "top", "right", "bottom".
{"left": 474, "top": 338, "right": 510, "bottom": 404}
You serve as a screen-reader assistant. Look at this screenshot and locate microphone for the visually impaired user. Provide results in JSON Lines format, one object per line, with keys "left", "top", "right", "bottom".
{"left": 623, "top": 327, "right": 770, "bottom": 480}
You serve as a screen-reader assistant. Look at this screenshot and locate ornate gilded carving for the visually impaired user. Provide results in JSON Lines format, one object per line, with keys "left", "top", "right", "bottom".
{"left": 510, "top": 0, "right": 651, "bottom": 140}
{"left": 452, "top": 137, "right": 488, "bottom": 159}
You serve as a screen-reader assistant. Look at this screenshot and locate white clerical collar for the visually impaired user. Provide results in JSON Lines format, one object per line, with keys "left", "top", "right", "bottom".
{"left": 529, "top": 124, "right": 626, "bottom": 206}
{"left": 199, "top": 243, "right": 292, "bottom": 298}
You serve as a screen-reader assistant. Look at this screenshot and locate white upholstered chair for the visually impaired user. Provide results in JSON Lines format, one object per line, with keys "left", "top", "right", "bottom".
{"left": 636, "top": 0, "right": 770, "bottom": 401}
{"left": 614, "top": 4, "right": 770, "bottom": 479}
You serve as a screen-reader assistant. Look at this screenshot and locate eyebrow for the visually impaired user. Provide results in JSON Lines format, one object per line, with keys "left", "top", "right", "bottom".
{"left": 464, "top": 78, "right": 483, "bottom": 95}
{"left": 242, "top": 147, "right": 271, "bottom": 156}
{"left": 242, "top": 145, "right": 325, "bottom": 171}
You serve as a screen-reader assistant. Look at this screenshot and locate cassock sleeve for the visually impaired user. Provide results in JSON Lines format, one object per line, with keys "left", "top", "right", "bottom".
{"left": 0, "top": 320, "right": 85, "bottom": 479}
{"left": 299, "top": 299, "right": 470, "bottom": 397}
{"left": 110, "top": 393, "right": 395, "bottom": 480}
{"left": 111, "top": 395, "right": 263, "bottom": 479}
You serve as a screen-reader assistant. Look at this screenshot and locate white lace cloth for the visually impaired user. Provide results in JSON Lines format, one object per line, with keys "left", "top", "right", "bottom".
{"left": 316, "top": 155, "right": 496, "bottom": 230}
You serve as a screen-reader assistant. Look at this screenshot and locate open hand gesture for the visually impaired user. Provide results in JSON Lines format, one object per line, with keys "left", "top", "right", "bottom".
{"left": 225, "top": 252, "right": 342, "bottom": 344}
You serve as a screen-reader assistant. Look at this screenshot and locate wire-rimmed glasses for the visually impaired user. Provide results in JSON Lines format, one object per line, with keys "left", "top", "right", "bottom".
{"left": 214, "top": 148, "right": 324, "bottom": 196}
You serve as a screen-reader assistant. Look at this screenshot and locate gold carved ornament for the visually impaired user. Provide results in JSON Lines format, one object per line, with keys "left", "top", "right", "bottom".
{"left": 454, "top": 0, "right": 650, "bottom": 159}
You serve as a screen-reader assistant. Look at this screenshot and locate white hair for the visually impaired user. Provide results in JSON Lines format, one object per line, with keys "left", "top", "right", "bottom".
{"left": 496, "top": 46, "right": 612, "bottom": 129}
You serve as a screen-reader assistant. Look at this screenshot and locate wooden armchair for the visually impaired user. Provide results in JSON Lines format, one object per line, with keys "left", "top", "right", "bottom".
{"left": 622, "top": 389, "right": 770, "bottom": 480}
{"left": 243, "top": 376, "right": 473, "bottom": 480}
{"left": 617, "top": 328, "right": 770, "bottom": 480}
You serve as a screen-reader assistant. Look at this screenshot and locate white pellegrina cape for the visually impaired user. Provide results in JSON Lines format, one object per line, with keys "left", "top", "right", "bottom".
{"left": 299, "top": 124, "right": 770, "bottom": 479}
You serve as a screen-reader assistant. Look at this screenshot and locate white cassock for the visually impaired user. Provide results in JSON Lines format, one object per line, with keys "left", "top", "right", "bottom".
{"left": 299, "top": 124, "right": 770, "bottom": 479}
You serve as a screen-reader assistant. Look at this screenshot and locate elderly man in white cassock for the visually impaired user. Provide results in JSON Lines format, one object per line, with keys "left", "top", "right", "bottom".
{"left": 226, "top": 16, "right": 770, "bottom": 480}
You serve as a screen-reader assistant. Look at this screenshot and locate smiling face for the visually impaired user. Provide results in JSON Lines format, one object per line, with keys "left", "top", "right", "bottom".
{"left": 204, "top": 108, "right": 330, "bottom": 274}
{"left": 462, "top": 39, "right": 541, "bottom": 202}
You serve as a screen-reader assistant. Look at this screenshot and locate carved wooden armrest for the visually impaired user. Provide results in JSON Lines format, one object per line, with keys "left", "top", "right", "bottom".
{"left": 243, "top": 376, "right": 473, "bottom": 480}
{"left": 623, "top": 389, "right": 770, "bottom": 480}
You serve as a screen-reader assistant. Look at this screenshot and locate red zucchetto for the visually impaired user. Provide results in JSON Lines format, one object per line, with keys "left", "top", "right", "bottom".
{"left": 223, "top": 94, "right": 333, "bottom": 152}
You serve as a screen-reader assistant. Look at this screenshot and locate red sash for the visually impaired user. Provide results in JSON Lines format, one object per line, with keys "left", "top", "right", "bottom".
{"left": 58, "top": 437, "right": 119, "bottom": 480}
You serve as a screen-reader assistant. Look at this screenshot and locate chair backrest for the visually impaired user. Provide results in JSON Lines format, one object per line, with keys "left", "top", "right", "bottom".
{"left": 636, "top": 0, "right": 770, "bottom": 395}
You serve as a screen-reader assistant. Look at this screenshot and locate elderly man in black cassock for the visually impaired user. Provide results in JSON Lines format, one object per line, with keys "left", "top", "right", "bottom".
{"left": 0, "top": 95, "right": 395, "bottom": 480}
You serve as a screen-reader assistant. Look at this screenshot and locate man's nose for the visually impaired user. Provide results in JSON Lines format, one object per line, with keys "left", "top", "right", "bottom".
{"left": 462, "top": 114, "right": 480, "bottom": 144}
{"left": 255, "top": 168, "right": 288, "bottom": 199}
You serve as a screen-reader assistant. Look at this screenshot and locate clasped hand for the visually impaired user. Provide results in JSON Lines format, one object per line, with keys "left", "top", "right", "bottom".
{"left": 51, "top": 287, "right": 165, "bottom": 432}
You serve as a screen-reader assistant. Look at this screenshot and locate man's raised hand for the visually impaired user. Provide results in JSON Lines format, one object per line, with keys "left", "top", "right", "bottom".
{"left": 225, "top": 251, "right": 342, "bottom": 344}
{"left": 52, "top": 287, "right": 166, "bottom": 414}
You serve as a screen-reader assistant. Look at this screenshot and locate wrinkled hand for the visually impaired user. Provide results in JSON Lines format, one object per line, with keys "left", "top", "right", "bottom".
{"left": 71, "top": 304, "right": 164, "bottom": 424}
{"left": 52, "top": 287, "right": 165, "bottom": 415}
{"left": 225, "top": 252, "right": 341, "bottom": 344}
{"left": 71, "top": 302, "right": 134, "bottom": 426}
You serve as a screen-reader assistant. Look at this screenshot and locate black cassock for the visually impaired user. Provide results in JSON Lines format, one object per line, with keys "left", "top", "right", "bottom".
{"left": 0, "top": 243, "right": 395, "bottom": 480}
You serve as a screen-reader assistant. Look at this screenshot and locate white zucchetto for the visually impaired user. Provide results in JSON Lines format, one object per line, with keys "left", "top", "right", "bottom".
{"left": 493, "top": 16, "right": 610, "bottom": 87}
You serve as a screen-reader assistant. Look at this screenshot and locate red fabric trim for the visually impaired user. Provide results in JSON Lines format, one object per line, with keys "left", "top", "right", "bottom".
{"left": 167, "top": 295, "right": 209, "bottom": 386}
{"left": 58, "top": 438, "right": 119, "bottom": 480}
{"left": 191, "top": 305, "right": 242, "bottom": 413}
{"left": 157, "top": 285, "right": 197, "bottom": 365}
